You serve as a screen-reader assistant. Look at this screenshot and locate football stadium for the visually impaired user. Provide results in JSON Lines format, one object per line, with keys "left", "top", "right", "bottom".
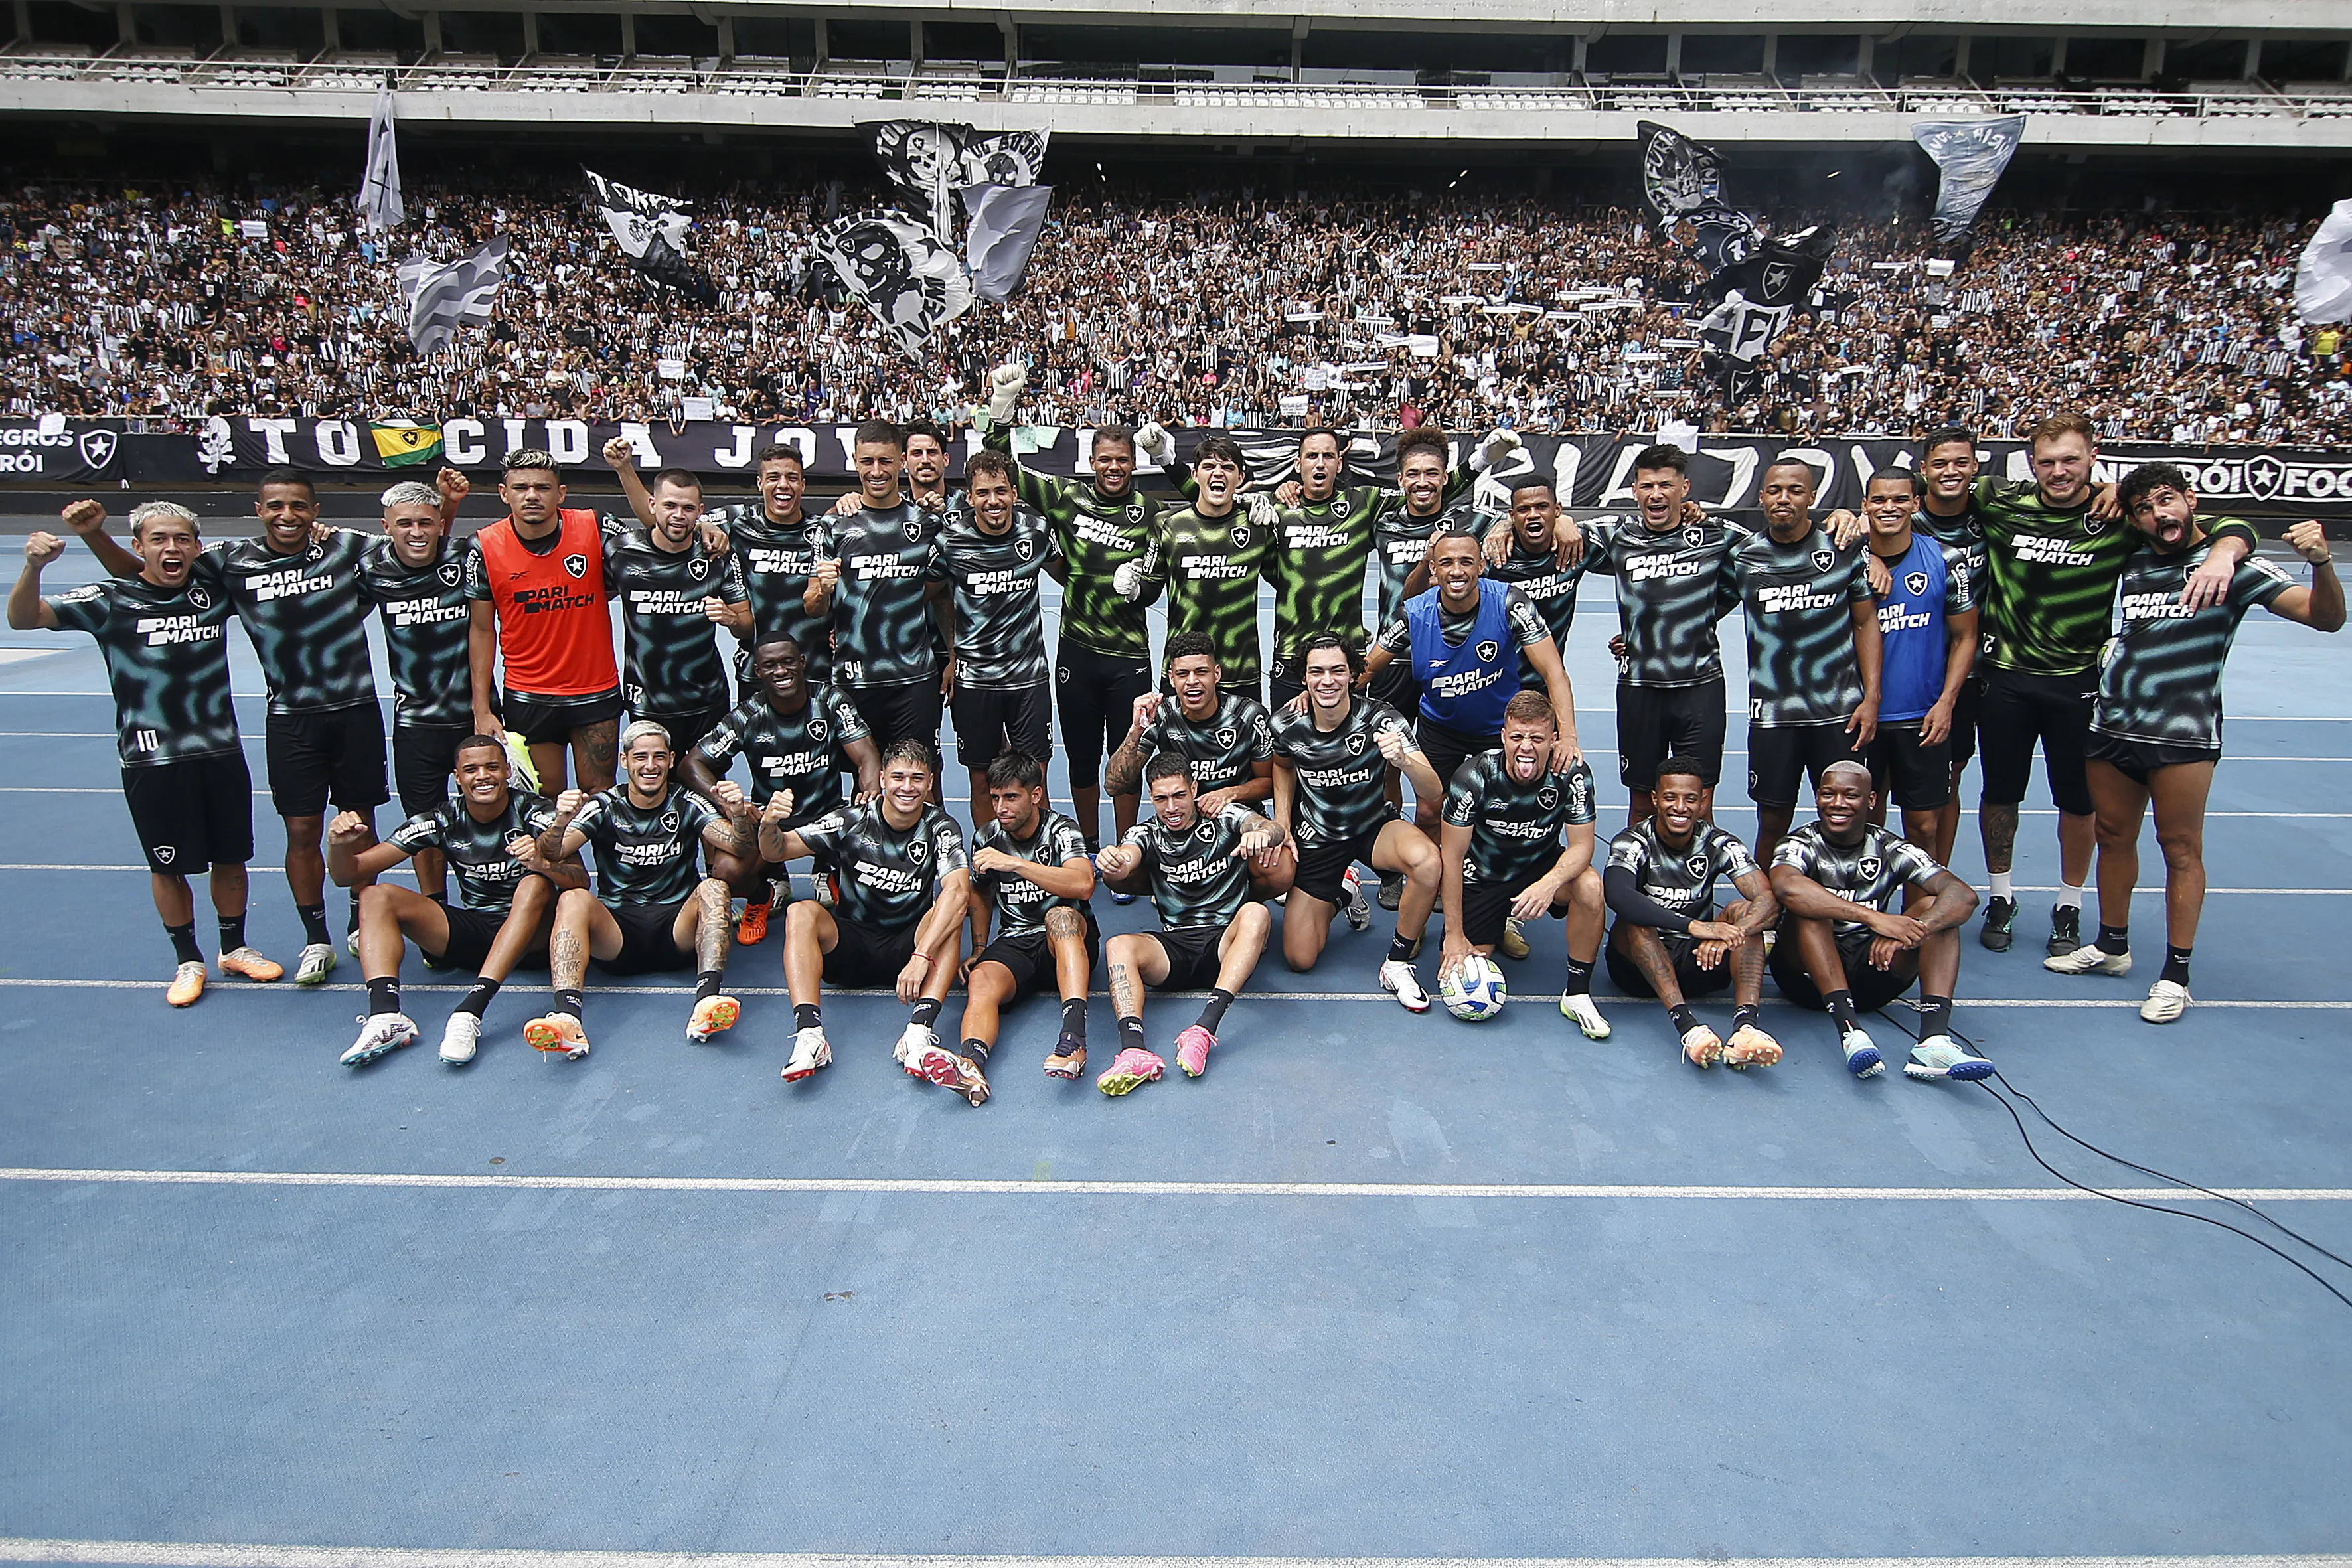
{"left": 4, "top": 1, "right": 2352, "bottom": 1563}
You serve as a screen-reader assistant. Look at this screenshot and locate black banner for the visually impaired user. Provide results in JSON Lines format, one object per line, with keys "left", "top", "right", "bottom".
{"left": 0, "top": 420, "right": 126, "bottom": 483}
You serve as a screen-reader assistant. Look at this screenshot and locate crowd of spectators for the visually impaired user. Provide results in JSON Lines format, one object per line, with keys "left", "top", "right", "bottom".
{"left": 2, "top": 166, "right": 2341, "bottom": 443}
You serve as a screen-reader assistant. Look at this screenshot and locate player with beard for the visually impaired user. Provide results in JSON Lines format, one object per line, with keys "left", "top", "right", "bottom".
{"left": 2047, "top": 465, "right": 2342, "bottom": 1023}
{"left": 684, "top": 631, "right": 880, "bottom": 945}
{"left": 358, "top": 475, "right": 477, "bottom": 901}
{"left": 1437, "top": 692, "right": 1612, "bottom": 1040}
{"left": 821, "top": 418, "right": 965, "bottom": 525}
{"left": 13, "top": 504, "right": 283, "bottom": 1005}
{"left": 1103, "top": 630, "right": 1288, "bottom": 896}
{"left": 704, "top": 443, "right": 832, "bottom": 685}
{"left": 928, "top": 449, "right": 1058, "bottom": 821}
{"left": 327, "top": 735, "right": 584, "bottom": 1068}
{"left": 805, "top": 421, "right": 950, "bottom": 755}
{"left": 959, "top": 751, "right": 1099, "bottom": 1095}
{"left": 976, "top": 361, "right": 1185, "bottom": 860}
{"left": 1126, "top": 435, "right": 1272, "bottom": 700}
{"left": 598, "top": 441, "right": 750, "bottom": 759}
{"left": 1857, "top": 469, "right": 1978, "bottom": 854}
{"left": 1769, "top": 761, "right": 1984, "bottom": 1081}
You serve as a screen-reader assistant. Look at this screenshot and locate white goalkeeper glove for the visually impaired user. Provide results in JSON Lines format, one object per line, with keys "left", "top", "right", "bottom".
{"left": 1113, "top": 560, "right": 1147, "bottom": 601}
{"left": 1470, "top": 427, "right": 1522, "bottom": 474}
{"left": 984, "top": 362, "right": 1027, "bottom": 424}
{"left": 1132, "top": 421, "right": 1176, "bottom": 469}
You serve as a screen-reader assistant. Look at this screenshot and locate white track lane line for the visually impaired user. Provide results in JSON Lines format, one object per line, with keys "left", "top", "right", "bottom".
{"left": 1, "top": 1548, "right": 2346, "bottom": 1568}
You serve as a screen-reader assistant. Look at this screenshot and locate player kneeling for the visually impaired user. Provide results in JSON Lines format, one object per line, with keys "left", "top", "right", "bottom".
{"left": 1092, "top": 755, "right": 1285, "bottom": 1093}
{"left": 959, "top": 751, "right": 1099, "bottom": 1099}
{"left": 1435, "top": 692, "right": 1611, "bottom": 1039}
{"left": 1768, "top": 761, "right": 1984, "bottom": 1081}
{"left": 528, "top": 720, "right": 763, "bottom": 1057}
{"left": 327, "top": 734, "right": 584, "bottom": 1067}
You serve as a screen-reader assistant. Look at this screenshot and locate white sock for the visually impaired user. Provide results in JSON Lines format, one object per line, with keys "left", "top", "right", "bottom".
{"left": 1990, "top": 872, "right": 2013, "bottom": 901}
{"left": 2055, "top": 882, "right": 2084, "bottom": 912}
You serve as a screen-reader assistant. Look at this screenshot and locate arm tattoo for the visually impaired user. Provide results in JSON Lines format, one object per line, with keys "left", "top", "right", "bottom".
{"left": 1103, "top": 734, "right": 1147, "bottom": 799}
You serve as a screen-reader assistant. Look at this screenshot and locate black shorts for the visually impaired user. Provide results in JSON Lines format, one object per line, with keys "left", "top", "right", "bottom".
{"left": 503, "top": 687, "right": 623, "bottom": 749}
{"left": 593, "top": 898, "right": 694, "bottom": 975}
{"left": 2086, "top": 730, "right": 2221, "bottom": 787}
{"left": 1293, "top": 826, "right": 1387, "bottom": 905}
{"left": 823, "top": 911, "right": 920, "bottom": 986}
{"left": 1266, "top": 666, "right": 1306, "bottom": 715}
{"left": 844, "top": 680, "right": 944, "bottom": 756}
{"left": 637, "top": 705, "right": 729, "bottom": 764}
{"left": 1143, "top": 923, "right": 1227, "bottom": 992}
{"left": 1462, "top": 870, "right": 1551, "bottom": 949}
{"left": 1864, "top": 721, "right": 1954, "bottom": 812}
{"left": 1605, "top": 923, "right": 1735, "bottom": 998}
{"left": 1747, "top": 722, "right": 1864, "bottom": 811}
{"left": 264, "top": 702, "right": 389, "bottom": 818}
{"left": 951, "top": 682, "right": 1052, "bottom": 771}
{"left": 424, "top": 903, "right": 510, "bottom": 974}
{"left": 1416, "top": 717, "right": 1498, "bottom": 799}
{"left": 1618, "top": 678, "right": 1728, "bottom": 791}
{"left": 1769, "top": 925, "right": 1917, "bottom": 1013}
{"left": 1978, "top": 666, "right": 2098, "bottom": 815}
{"left": 1056, "top": 642, "right": 1153, "bottom": 793}
{"left": 1948, "top": 674, "right": 1982, "bottom": 769}
{"left": 121, "top": 752, "right": 254, "bottom": 874}
{"left": 973, "top": 918, "right": 1099, "bottom": 998}
{"left": 392, "top": 723, "right": 471, "bottom": 817}
{"left": 1366, "top": 659, "right": 1422, "bottom": 719}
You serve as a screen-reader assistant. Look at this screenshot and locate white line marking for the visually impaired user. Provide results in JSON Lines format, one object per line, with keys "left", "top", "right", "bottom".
{"left": 2, "top": 1168, "right": 2345, "bottom": 1203}
{"left": 1, "top": 1549, "right": 2344, "bottom": 1568}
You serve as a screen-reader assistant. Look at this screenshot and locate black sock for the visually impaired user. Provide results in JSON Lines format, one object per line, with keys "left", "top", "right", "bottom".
{"left": 1059, "top": 995, "right": 1088, "bottom": 1042}
{"left": 296, "top": 903, "right": 331, "bottom": 947}
{"left": 1732, "top": 1002, "right": 1761, "bottom": 1033}
{"left": 2097, "top": 923, "right": 2130, "bottom": 956}
{"left": 218, "top": 913, "right": 246, "bottom": 953}
{"left": 1824, "top": 988, "right": 1858, "bottom": 1030}
{"left": 554, "top": 986, "right": 584, "bottom": 1021}
{"left": 1563, "top": 957, "right": 1594, "bottom": 997}
{"left": 1387, "top": 931, "right": 1419, "bottom": 963}
{"left": 1117, "top": 1014, "right": 1147, "bottom": 1054}
{"left": 962, "top": 1036, "right": 991, "bottom": 1063}
{"left": 1083, "top": 835, "right": 1103, "bottom": 856}
{"left": 694, "top": 969, "right": 724, "bottom": 1003}
{"left": 794, "top": 1002, "right": 823, "bottom": 1031}
{"left": 165, "top": 921, "right": 202, "bottom": 965}
{"left": 345, "top": 894, "right": 361, "bottom": 933}
{"left": 455, "top": 977, "right": 501, "bottom": 1019}
{"left": 1195, "top": 986, "right": 1235, "bottom": 1035}
{"left": 429, "top": 890, "right": 449, "bottom": 907}
{"left": 2162, "top": 946, "right": 2193, "bottom": 986}
{"left": 911, "top": 996, "right": 941, "bottom": 1030}
{"left": 1668, "top": 1003, "right": 1700, "bottom": 1036}
{"left": 366, "top": 975, "right": 400, "bottom": 1016}
{"left": 1919, "top": 994, "right": 1954, "bottom": 1037}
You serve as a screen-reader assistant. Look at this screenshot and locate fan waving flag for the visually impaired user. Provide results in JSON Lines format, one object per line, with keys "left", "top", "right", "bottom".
{"left": 396, "top": 236, "right": 507, "bottom": 356}
{"left": 811, "top": 212, "right": 975, "bottom": 356}
{"left": 2296, "top": 200, "right": 2352, "bottom": 325}
{"left": 1637, "top": 121, "right": 1759, "bottom": 274}
{"left": 864, "top": 121, "right": 1049, "bottom": 243}
{"left": 586, "top": 170, "right": 718, "bottom": 304}
{"left": 356, "top": 84, "right": 403, "bottom": 234}
{"left": 1913, "top": 116, "right": 2025, "bottom": 259}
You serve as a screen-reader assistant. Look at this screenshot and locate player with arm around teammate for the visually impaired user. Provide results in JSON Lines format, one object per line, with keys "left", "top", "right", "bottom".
{"left": 1769, "top": 761, "right": 1984, "bottom": 1081}
{"left": 1436, "top": 691, "right": 1611, "bottom": 1040}
{"left": 2046, "top": 466, "right": 2344, "bottom": 1023}
{"left": 1857, "top": 468, "right": 1978, "bottom": 855}
{"left": 959, "top": 751, "right": 1100, "bottom": 1098}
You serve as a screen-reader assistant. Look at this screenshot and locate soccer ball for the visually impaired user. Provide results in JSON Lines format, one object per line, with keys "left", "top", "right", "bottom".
{"left": 1439, "top": 954, "right": 1508, "bottom": 1021}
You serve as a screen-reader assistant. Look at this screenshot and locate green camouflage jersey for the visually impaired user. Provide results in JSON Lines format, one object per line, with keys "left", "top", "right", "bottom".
{"left": 1138, "top": 503, "right": 1271, "bottom": 687}
{"left": 1265, "top": 467, "right": 1471, "bottom": 676}
{"left": 980, "top": 421, "right": 1174, "bottom": 661}
{"left": 2094, "top": 532, "right": 2294, "bottom": 750}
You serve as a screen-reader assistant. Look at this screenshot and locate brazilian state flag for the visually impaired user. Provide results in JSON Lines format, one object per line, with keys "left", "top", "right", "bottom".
{"left": 370, "top": 422, "right": 444, "bottom": 468}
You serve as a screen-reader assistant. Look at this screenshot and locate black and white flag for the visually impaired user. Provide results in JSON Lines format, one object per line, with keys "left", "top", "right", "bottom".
{"left": 1711, "top": 224, "right": 1835, "bottom": 310}
{"left": 1636, "top": 121, "right": 1759, "bottom": 275}
{"left": 356, "top": 84, "right": 402, "bottom": 234}
{"left": 864, "top": 121, "right": 1050, "bottom": 243}
{"left": 396, "top": 235, "right": 507, "bottom": 355}
{"left": 810, "top": 212, "right": 975, "bottom": 356}
{"left": 1912, "top": 116, "right": 2025, "bottom": 256}
{"left": 586, "top": 170, "right": 718, "bottom": 304}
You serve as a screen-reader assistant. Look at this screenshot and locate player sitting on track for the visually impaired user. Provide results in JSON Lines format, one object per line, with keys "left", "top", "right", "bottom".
{"left": 759, "top": 739, "right": 972, "bottom": 1088}
{"left": 2046, "top": 465, "right": 2344, "bottom": 1023}
{"left": 11, "top": 505, "right": 283, "bottom": 1005}
{"left": 1768, "top": 761, "right": 1986, "bottom": 1081}
{"left": 1092, "top": 755, "right": 1287, "bottom": 1094}
{"left": 1105, "top": 630, "right": 1288, "bottom": 897}
{"left": 1603, "top": 759, "right": 1782, "bottom": 1069}
{"left": 327, "top": 735, "right": 584, "bottom": 1068}
{"left": 1436, "top": 691, "right": 1612, "bottom": 1040}
{"left": 958, "top": 751, "right": 1099, "bottom": 1097}
{"left": 1269, "top": 633, "right": 1443, "bottom": 1012}
{"left": 526, "top": 720, "right": 761, "bottom": 1058}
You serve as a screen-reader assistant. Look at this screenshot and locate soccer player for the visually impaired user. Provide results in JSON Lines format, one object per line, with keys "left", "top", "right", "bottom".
{"left": 325, "top": 735, "right": 580, "bottom": 1068}
{"left": 704, "top": 443, "right": 832, "bottom": 685}
{"left": 903, "top": 419, "right": 959, "bottom": 515}
{"left": 1482, "top": 478, "right": 1588, "bottom": 692}
{"left": 1579, "top": 445, "right": 1743, "bottom": 828}
{"left": 1971, "top": 412, "right": 2257, "bottom": 957}
{"left": 1093, "top": 755, "right": 1286, "bottom": 1094}
{"left": 1719, "top": 458, "right": 1882, "bottom": 866}
{"left": 600, "top": 441, "right": 750, "bottom": 759}
{"left": 929, "top": 449, "right": 1057, "bottom": 819}
{"left": 759, "top": 739, "right": 971, "bottom": 1087}
{"left": 976, "top": 362, "right": 1180, "bottom": 858}
{"left": 2047, "top": 466, "right": 2343, "bottom": 1022}
{"left": 1859, "top": 469, "right": 1978, "bottom": 853}
{"left": 526, "top": 720, "right": 762, "bottom": 1058}
{"left": 1270, "top": 634, "right": 1442, "bottom": 1011}
{"left": 960, "top": 751, "right": 1099, "bottom": 1095}
{"left": 1769, "top": 761, "right": 1985, "bottom": 1081}
{"left": 804, "top": 420, "right": 948, "bottom": 752}
{"left": 1912, "top": 429, "right": 1994, "bottom": 864}
{"left": 1103, "top": 630, "right": 1286, "bottom": 892}
{"left": 1435, "top": 691, "right": 1612, "bottom": 1040}
{"left": 468, "top": 449, "right": 623, "bottom": 797}
{"left": 1603, "top": 759, "right": 1782, "bottom": 1069}
{"left": 683, "top": 631, "right": 880, "bottom": 944}
{"left": 11, "top": 507, "right": 281, "bottom": 1004}
{"left": 1126, "top": 434, "right": 1271, "bottom": 700}
{"left": 359, "top": 476, "right": 477, "bottom": 902}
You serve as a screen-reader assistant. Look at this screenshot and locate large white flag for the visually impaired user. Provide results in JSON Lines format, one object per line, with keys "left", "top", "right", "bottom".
{"left": 397, "top": 236, "right": 507, "bottom": 355}
{"left": 2296, "top": 200, "right": 2352, "bottom": 324}
{"left": 356, "top": 86, "right": 403, "bottom": 234}
{"left": 963, "top": 183, "right": 1052, "bottom": 303}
